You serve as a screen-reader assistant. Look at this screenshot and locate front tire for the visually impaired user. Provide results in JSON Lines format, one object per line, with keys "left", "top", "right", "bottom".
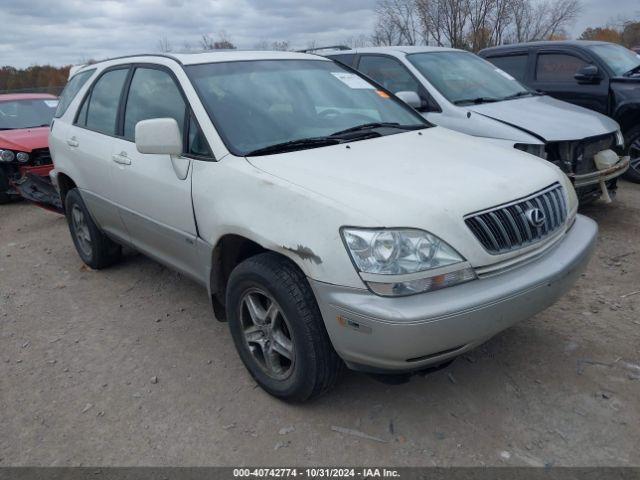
{"left": 226, "top": 253, "right": 341, "bottom": 402}
{"left": 65, "top": 188, "right": 121, "bottom": 269}
{"left": 623, "top": 125, "right": 640, "bottom": 183}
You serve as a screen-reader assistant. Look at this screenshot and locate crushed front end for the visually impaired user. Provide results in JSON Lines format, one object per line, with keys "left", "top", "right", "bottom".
{"left": 545, "top": 132, "right": 629, "bottom": 203}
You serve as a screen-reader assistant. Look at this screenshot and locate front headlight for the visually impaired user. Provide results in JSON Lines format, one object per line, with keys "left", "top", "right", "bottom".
{"left": 16, "top": 152, "right": 29, "bottom": 163}
{"left": 341, "top": 228, "right": 476, "bottom": 296}
{"left": 0, "top": 149, "right": 15, "bottom": 162}
{"left": 514, "top": 143, "right": 547, "bottom": 160}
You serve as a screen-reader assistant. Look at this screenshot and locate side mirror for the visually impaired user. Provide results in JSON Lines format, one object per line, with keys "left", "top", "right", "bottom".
{"left": 395, "top": 91, "right": 423, "bottom": 110}
{"left": 135, "top": 118, "right": 182, "bottom": 155}
{"left": 574, "top": 64, "right": 601, "bottom": 84}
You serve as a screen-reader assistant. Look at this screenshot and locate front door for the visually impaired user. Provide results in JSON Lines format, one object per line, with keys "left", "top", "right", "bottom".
{"left": 109, "top": 66, "right": 201, "bottom": 280}
{"left": 531, "top": 50, "right": 610, "bottom": 114}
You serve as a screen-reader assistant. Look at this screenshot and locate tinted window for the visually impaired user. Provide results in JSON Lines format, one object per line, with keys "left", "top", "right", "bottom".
{"left": 83, "top": 69, "right": 129, "bottom": 135}
{"left": 487, "top": 54, "right": 528, "bottom": 81}
{"left": 358, "top": 56, "right": 421, "bottom": 93}
{"left": 536, "top": 54, "right": 588, "bottom": 82}
{"left": 123, "top": 68, "right": 186, "bottom": 141}
{"left": 327, "top": 54, "right": 355, "bottom": 67}
{"left": 55, "top": 69, "right": 94, "bottom": 118}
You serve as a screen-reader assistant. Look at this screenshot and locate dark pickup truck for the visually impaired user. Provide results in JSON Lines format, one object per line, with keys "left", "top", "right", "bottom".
{"left": 480, "top": 40, "right": 640, "bottom": 183}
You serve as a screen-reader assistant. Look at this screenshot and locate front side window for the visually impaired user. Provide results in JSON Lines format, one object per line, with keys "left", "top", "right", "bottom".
{"left": 123, "top": 68, "right": 186, "bottom": 141}
{"left": 407, "top": 51, "right": 531, "bottom": 105}
{"left": 486, "top": 54, "right": 529, "bottom": 82}
{"left": 0, "top": 98, "right": 58, "bottom": 130}
{"left": 586, "top": 44, "right": 640, "bottom": 76}
{"left": 358, "top": 55, "right": 421, "bottom": 93}
{"left": 54, "top": 69, "right": 95, "bottom": 118}
{"left": 186, "top": 59, "right": 426, "bottom": 156}
{"left": 536, "top": 54, "right": 588, "bottom": 82}
{"left": 80, "top": 68, "right": 129, "bottom": 135}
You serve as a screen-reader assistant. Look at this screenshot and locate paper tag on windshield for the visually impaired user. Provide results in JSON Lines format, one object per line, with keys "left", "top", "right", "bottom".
{"left": 331, "top": 72, "right": 374, "bottom": 89}
{"left": 495, "top": 69, "right": 516, "bottom": 81}
{"left": 44, "top": 100, "right": 59, "bottom": 108}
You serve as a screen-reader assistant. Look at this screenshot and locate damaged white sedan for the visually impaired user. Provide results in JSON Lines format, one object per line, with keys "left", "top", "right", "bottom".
{"left": 49, "top": 51, "right": 597, "bottom": 401}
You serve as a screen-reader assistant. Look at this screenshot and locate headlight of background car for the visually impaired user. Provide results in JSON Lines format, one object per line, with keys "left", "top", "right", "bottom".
{"left": 16, "top": 152, "right": 29, "bottom": 163}
{"left": 341, "top": 228, "right": 476, "bottom": 296}
{"left": 0, "top": 149, "right": 16, "bottom": 162}
{"left": 615, "top": 130, "right": 624, "bottom": 148}
{"left": 514, "top": 143, "right": 547, "bottom": 160}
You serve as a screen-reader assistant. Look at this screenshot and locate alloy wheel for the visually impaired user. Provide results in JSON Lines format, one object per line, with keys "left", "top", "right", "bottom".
{"left": 239, "top": 288, "right": 295, "bottom": 380}
{"left": 71, "top": 204, "right": 92, "bottom": 257}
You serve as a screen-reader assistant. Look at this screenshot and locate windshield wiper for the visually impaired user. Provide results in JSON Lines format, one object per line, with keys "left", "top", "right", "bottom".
{"left": 623, "top": 64, "right": 640, "bottom": 77}
{"left": 245, "top": 137, "right": 342, "bottom": 156}
{"left": 330, "top": 122, "right": 425, "bottom": 137}
{"left": 501, "top": 91, "right": 533, "bottom": 101}
{"left": 453, "top": 97, "right": 501, "bottom": 106}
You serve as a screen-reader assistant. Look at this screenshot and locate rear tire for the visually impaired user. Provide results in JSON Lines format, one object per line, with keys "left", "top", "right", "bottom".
{"left": 623, "top": 125, "right": 640, "bottom": 184}
{"left": 226, "top": 252, "right": 341, "bottom": 402}
{"left": 65, "top": 188, "right": 121, "bottom": 269}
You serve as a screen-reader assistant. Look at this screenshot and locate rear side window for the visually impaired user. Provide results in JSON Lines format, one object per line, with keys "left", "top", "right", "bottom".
{"left": 358, "top": 55, "right": 421, "bottom": 94}
{"left": 487, "top": 54, "right": 528, "bottom": 82}
{"left": 123, "top": 67, "right": 186, "bottom": 141}
{"left": 79, "top": 68, "right": 129, "bottom": 135}
{"left": 536, "top": 53, "right": 588, "bottom": 82}
{"left": 54, "top": 69, "right": 95, "bottom": 118}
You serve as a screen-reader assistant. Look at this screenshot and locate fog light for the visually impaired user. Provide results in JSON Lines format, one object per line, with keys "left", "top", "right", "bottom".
{"left": 16, "top": 152, "right": 30, "bottom": 163}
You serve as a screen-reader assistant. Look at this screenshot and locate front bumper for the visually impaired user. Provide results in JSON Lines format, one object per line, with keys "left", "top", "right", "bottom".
{"left": 571, "top": 155, "right": 629, "bottom": 188}
{"left": 311, "top": 215, "right": 597, "bottom": 373}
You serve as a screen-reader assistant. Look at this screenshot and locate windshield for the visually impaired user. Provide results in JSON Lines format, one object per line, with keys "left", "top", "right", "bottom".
{"left": 407, "top": 51, "right": 532, "bottom": 105}
{"left": 0, "top": 98, "right": 58, "bottom": 130}
{"left": 185, "top": 59, "right": 428, "bottom": 156}
{"left": 586, "top": 44, "right": 640, "bottom": 76}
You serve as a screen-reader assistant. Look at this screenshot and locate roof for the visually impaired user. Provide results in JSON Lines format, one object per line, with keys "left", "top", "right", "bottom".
{"left": 78, "top": 50, "right": 329, "bottom": 71}
{"left": 480, "top": 40, "right": 612, "bottom": 55}
{"left": 0, "top": 93, "right": 57, "bottom": 102}
{"left": 324, "top": 46, "right": 460, "bottom": 55}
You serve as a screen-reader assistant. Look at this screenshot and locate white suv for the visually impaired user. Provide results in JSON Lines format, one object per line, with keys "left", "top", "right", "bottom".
{"left": 49, "top": 51, "right": 597, "bottom": 401}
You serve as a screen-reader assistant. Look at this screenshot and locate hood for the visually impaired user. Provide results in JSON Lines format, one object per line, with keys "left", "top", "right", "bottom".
{"left": 0, "top": 127, "right": 49, "bottom": 152}
{"left": 469, "top": 95, "right": 619, "bottom": 142}
{"left": 246, "top": 126, "right": 562, "bottom": 235}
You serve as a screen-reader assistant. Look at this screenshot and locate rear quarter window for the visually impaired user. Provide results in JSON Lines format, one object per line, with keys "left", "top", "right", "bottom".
{"left": 54, "top": 69, "right": 95, "bottom": 118}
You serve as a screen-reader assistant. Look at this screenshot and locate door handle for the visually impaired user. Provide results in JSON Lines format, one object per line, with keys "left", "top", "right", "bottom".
{"left": 111, "top": 152, "right": 131, "bottom": 165}
{"left": 67, "top": 137, "right": 79, "bottom": 147}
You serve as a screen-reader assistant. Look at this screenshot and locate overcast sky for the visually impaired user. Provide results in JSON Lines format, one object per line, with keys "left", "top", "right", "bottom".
{"left": 1, "top": 0, "right": 638, "bottom": 68}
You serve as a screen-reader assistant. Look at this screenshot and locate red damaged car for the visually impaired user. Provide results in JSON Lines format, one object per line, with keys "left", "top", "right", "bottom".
{"left": 0, "top": 93, "right": 61, "bottom": 210}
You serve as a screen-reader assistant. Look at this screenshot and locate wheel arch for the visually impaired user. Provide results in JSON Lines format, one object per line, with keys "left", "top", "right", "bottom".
{"left": 55, "top": 172, "right": 78, "bottom": 212}
{"left": 614, "top": 103, "right": 640, "bottom": 136}
{"left": 208, "top": 234, "right": 311, "bottom": 322}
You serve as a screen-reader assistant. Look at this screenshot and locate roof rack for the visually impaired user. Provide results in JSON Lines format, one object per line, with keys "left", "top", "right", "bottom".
{"left": 297, "top": 45, "right": 351, "bottom": 53}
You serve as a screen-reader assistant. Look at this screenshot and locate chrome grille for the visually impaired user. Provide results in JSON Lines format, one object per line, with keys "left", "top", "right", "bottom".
{"left": 465, "top": 183, "right": 567, "bottom": 255}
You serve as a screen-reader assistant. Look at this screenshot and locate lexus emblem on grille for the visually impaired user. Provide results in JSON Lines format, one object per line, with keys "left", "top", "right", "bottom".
{"left": 525, "top": 207, "right": 546, "bottom": 228}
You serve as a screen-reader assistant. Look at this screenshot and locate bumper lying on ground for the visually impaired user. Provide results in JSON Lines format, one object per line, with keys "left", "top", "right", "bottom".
{"left": 311, "top": 215, "right": 598, "bottom": 374}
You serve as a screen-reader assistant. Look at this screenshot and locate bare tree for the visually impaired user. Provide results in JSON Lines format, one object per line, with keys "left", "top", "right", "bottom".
{"left": 158, "top": 35, "right": 172, "bottom": 53}
{"left": 372, "top": 0, "right": 420, "bottom": 45}
{"left": 271, "top": 41, "right": 290, "bottom": 51}
{"left": 201, "top": 31, "right": 236, "bottom": 50}
{"left": 509, "top": 0, "right": 581, "bottom": 43}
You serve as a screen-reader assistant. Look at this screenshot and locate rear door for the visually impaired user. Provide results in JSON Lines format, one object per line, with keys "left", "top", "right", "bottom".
{"left": 109, "top": 64, "right": 209, "bottom": 281}
{"left": 530, "top": 49, "right": 610, "bottom": 114}
{"left": 64, "top": 67, "right": 130, "bottom": 241}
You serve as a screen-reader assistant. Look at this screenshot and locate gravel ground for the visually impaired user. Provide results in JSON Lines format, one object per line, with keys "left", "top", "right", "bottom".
{"left": 0, "top": 182, "right": 639, "bottom": 467}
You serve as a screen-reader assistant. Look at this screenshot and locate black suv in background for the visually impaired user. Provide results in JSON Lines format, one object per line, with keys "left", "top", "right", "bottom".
{"left": 480, "top": 41, "right": 640, "bottom": 183}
